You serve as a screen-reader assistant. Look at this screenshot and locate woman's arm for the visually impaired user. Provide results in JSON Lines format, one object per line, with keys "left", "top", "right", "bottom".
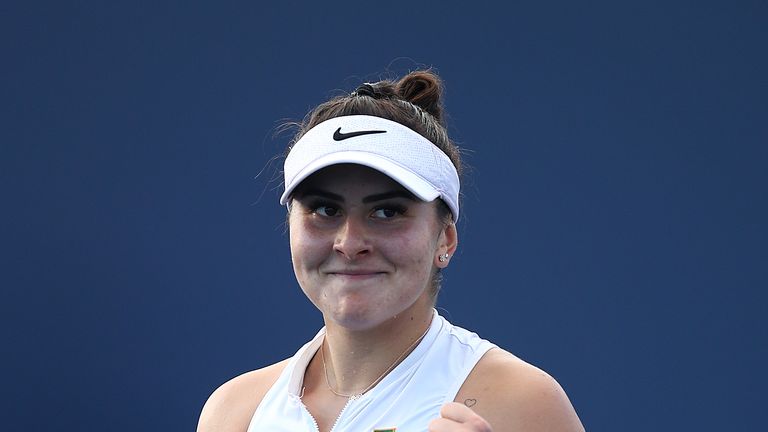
{"left": 197, "top": 360, "right": 288, "bottom": 432}
{"left": 434, "top": 348, "right": 584, "bottom": 432}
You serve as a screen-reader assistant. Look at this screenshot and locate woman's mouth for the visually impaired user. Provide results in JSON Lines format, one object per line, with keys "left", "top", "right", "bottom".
{"left": 327, "top": 270, "right": 386, "bottom": 280}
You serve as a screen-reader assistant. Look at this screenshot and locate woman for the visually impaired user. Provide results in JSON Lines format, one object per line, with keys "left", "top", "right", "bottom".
{"left": 198, "top": 71, "right": 584, "bottom": 432}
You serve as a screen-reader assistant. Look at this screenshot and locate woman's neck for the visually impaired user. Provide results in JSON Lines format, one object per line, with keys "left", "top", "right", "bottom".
{"left": 319, "top": 303, "right": 434, "bottom": 397}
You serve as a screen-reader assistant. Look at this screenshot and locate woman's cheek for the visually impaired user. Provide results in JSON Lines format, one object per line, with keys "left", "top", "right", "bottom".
{"left": 291, "top": 225, "right": 330, "bottom": 262}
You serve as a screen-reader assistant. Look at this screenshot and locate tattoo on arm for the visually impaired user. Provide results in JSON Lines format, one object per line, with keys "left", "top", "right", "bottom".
{"left": 464, "top": 398, "right": 477, "bottom": 407}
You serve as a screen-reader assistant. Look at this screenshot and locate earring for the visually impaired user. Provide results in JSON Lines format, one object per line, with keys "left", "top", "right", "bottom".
{"left": 438, "top": 253, "right": 449, "bottom": 263}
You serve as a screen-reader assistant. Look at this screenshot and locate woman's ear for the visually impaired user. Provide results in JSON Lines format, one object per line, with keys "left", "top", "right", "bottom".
{"left": 435, "top": 222, "right": 458, "bottom": 268}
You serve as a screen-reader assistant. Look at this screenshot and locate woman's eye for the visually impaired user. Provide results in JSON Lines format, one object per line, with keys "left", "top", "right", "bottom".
{"left": 314, "top": 205, "right": 339, "bottom": 217}
{"left": 372, "top": 207, "right": 403, "bottom": 219}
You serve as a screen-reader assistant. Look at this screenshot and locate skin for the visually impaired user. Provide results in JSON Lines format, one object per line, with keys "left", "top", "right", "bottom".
{"left": 197, "top": 164, "right": 584, "bottom": 432}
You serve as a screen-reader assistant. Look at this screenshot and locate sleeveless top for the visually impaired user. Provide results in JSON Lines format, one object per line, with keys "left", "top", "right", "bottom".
{"left": 247, "top": 311, "right": 496, "bottom": 432}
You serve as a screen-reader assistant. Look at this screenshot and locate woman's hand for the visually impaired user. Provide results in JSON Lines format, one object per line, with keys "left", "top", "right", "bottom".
{"left": 428, "top": 402, "right": 493, "bottom": 431}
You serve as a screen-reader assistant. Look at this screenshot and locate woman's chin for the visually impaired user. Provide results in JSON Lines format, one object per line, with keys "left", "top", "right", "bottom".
{"left": 323, "top": 297, "right": 426, "bottom": 333}
{"left": 323, "top": 300, "right": 389, "bottom": 331}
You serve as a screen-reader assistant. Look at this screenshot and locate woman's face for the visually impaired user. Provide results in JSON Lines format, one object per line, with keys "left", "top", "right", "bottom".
{"left": 288, "top": 164, "right": 457, "bottom": 331}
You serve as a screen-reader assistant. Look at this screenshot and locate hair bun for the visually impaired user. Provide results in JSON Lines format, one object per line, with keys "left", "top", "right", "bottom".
{"left": 352, "top": 83, "right": 377, "bottom": 97}
{"left": 396, "top": 71, "right": 444, "bottom": 122}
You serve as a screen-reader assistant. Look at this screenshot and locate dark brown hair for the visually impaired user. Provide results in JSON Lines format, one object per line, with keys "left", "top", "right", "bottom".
{"left": 288, "top": 70, "right": 463, "bottom": 298}
{"left": 290, "top": 70, "right": 461, "bottom": 172}
{"left": 289, "top": 70, "right": 462, "bottom": 222}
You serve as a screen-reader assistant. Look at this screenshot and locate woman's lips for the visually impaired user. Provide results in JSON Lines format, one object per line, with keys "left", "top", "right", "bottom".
{"left": 327, "top": 270, "right": 386, "bottom": 280}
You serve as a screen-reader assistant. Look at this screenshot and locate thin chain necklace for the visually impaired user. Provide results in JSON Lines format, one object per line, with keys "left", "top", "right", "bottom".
{"left": 320, "top": 320, "right": 432, "bottom": 400}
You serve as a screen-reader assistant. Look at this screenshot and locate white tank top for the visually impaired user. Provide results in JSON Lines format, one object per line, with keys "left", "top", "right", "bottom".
{"left": 247, "top": 311, "right": 496, "bottom": 432}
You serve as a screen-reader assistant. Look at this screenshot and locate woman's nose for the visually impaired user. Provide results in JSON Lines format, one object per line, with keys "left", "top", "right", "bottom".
{"left": 333, "top": 217, "right": 371, "bottom": 260}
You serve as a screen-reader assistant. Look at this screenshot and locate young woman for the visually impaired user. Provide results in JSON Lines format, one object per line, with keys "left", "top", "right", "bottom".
{"left": 198, "top": 71, "right": 584, "bottom": 432}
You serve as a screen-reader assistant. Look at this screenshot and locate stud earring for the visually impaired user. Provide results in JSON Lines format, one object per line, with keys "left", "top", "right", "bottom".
{"left": 438, "top": 253, "right": 449, "bottom": 263}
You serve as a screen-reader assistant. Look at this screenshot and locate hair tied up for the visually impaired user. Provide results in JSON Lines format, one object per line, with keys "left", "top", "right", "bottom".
{"left": 351, "top": 83, "right": 379, "bottom": 98}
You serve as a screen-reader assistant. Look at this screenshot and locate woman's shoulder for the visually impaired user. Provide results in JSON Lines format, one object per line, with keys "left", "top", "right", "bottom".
{"left": 196, "top": 359, "right": 290, "bottom": 432}
{"left": 456, "top": 348, "right": 585, "bottom": 432}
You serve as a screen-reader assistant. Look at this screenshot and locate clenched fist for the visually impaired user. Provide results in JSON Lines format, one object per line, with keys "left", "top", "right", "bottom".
{"left": 428, "top": 402, "right": 493, "bottom": 431}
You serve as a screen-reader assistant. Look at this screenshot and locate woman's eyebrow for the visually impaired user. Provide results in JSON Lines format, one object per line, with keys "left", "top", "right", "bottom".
{"left": 297, "top": 189, "right": 344, "bottom": 202}
{"left": 362, "top": 191, "right": 416, "bottom": 203}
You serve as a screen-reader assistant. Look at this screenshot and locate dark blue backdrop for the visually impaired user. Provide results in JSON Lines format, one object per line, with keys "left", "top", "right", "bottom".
{"left": 2, "top": 1, "right": 766, "bottom": 431}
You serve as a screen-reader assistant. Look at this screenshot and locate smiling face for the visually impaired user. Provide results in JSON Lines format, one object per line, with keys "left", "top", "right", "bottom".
{"left": 288, "top": 164, "right": 457, "bottom": 331}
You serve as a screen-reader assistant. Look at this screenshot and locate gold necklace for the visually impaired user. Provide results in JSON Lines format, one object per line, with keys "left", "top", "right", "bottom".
{"left": 320, "top": 321, "right": 432, "bottom": 400}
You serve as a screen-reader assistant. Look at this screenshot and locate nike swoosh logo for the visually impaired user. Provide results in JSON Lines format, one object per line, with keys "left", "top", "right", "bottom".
{"left": 333, "top": 127, "right": 386, "bottom": 141}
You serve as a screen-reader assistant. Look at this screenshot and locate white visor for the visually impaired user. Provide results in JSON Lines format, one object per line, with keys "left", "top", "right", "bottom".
{"left": 281, "top": 115, "right": 460, "bottom": 221}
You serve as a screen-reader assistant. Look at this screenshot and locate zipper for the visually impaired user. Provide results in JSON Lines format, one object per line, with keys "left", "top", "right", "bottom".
{"left": 329, "top": 396, "right": 356, "bottom": 432}
{"left": 298, "top": 395, "right": 355, "bottom": 432}
{"left": 299, "top": 399, "right": 321, "bottom": 432}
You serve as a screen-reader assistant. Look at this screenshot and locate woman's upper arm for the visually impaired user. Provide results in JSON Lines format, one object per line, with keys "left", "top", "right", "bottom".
{"left": 197, "top": 360, "right": 288, "bottom": 432}
{"left": 455, "top": 348, "right": 585, "bottom": 432}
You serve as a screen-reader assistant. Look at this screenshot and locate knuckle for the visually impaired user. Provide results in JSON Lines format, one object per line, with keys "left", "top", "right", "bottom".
{"left": 468, "top": 416, "right": 492, "bottom": 431}
{"left": 427, "top": 417, "right": 444, "bottom": 431}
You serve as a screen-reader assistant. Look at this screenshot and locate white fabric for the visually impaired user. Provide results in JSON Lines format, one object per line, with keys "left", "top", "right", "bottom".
{"left": 281, "top": 115, "right": 461, "bottom": 221}
{"left": 247, "top": 312, "right": 496, "bottom": 432}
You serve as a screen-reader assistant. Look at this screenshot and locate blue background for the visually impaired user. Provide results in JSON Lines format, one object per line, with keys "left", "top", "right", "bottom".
{"left": 2, "top": 1, "right": 766, "bottom": 430}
